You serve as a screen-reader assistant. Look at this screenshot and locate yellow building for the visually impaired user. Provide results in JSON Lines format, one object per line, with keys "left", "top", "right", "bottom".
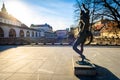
{"left": 93, "top": 19, "right": 120, "bottom": 38}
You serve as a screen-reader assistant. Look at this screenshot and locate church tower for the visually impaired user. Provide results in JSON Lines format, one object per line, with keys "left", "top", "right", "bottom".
{"left": 1, "top": 3, "right": 7, "bottom": 13}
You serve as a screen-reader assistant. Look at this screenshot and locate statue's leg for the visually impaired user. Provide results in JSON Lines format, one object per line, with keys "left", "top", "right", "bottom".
{"left": 80, "top": 43, "right": 86, "bottom": 62}
{"left": 81, "top": 42, "right": 84, "bottom": 54}
{"left": 73, "top": 38, "right": 82, "bottom": 56}
{"left": 73, "top": 41, "right": 86, "bottom": 64}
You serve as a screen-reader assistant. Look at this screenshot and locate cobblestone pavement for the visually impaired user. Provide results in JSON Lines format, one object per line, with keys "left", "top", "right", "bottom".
{"left": 0, "top": 45, "right": 120, "bottom": 80}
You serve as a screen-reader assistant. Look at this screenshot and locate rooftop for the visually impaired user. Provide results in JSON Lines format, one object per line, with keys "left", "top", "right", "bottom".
{"left": 31, "top": 23, "right": 52, "bottom": 28}
{"left": 0, "top": 3, "right": 28, "bottom": 28}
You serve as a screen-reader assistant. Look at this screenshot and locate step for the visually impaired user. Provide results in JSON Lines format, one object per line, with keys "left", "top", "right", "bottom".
{"left": 72, "top": 56, "right": 96, "bottom": 76}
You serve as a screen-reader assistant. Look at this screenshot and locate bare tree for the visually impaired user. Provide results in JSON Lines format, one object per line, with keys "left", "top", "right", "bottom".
{"left": 74, "top": 0, "right": 120, "bottom": 28}
{"left": 74, "top": 0, "right": 95, "bottom": 31}
{"left": 103, "top": 0, "right": 120, "bottom": 28}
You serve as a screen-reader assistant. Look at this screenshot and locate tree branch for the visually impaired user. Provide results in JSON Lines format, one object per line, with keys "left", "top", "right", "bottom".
{"left": 113, "top": 0, "right": 120, "bottom": 6}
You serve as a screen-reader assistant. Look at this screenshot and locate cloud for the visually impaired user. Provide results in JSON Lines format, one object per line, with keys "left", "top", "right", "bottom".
{"left": 2, "top": 0, "right": 74, "bottom": 30}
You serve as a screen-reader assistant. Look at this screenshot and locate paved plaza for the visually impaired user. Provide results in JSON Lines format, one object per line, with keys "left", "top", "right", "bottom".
{"left": 0, "top": 45, "right": 120, "bottom": 80}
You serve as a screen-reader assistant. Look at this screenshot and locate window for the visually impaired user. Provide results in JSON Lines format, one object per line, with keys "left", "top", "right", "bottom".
{"left": 9, "top": 28, "right": 16, "bottom": 37}
{"left": 32, "top": 31, "right": 34, "bottom": 37}
{"left": 26, "top": 31, "right": 30, "bottom": 37}
{"left": 0, "top": 18, "right": 2, "bottom": 22}
{"left": 36, "top": 32, "right": 37, "bottom": 37}
{"left": 39, "top": 32, "right": 41, "bottom": 37}
{"left": 0, "top": 27, "right": 4, "bottom": 37}
{"left": 19, "top": 30, "right": 24, "bottom": 37}
{"left": 4, "top": 19, "right": 6, "bottom": 23}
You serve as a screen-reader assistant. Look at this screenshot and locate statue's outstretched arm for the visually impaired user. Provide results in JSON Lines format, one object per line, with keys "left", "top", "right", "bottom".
{"left": 82, "top": 4, "right": 89, "bottom": 13}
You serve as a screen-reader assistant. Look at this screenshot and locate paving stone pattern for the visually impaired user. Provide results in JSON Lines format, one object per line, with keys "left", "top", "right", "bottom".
{"left": 0, "top": 46, "right": 120, "bottom": 80}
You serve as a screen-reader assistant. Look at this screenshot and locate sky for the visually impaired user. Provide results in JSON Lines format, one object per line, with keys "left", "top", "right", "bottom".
{"left": 0, "top": 0, "right": 76, "bottom": 31}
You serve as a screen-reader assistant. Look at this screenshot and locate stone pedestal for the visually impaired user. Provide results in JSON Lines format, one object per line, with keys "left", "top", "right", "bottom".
{"left": 73, "top": 56, "right": 96, "bottom": 76}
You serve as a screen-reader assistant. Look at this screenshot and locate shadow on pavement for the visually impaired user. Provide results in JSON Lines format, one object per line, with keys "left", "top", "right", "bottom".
{"left": 75, "top": 64, "right": 120, "bottom": 80}
{"left": 0, "top": 45, "right": 18, "bottom": 52}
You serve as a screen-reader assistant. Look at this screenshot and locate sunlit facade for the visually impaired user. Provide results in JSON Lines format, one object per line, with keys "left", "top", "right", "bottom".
{"left": 30, "top": 23, "right": 53, "bottom": 32}
{"left": 93, "top": 19, "right": 120, "bottom": 38}
{"left": 92, "top": 19, "right": 120, "bottom": 45}
{"left": 0, "top": 3, "right": 42, "bottom": 44}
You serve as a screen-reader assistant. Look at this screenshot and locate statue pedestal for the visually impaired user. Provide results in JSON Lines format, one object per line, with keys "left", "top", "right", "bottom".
{"left": 73, "top": 56, "right": 96, "bottom": 76}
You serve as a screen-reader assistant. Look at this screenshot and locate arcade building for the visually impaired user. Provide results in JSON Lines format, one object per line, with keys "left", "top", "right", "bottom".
{"left": 0, "top": 3, "right": 44, "bottom": 44}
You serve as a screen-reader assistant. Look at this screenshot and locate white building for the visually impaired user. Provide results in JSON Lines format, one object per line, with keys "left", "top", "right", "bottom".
{"left": 0, "top": 3, "right": 42, "bottom": 44}
{"left": 30, "top": 23, "right": 53, "bottom": 32}
{"left": 30, "top": 23, "right": 54, "bottom": 38}
{"left": 55, "top": 30, "right": 68, "bottom": 39}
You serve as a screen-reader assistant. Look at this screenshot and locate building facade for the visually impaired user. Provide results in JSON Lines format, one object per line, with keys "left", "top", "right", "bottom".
{"left": 0, "top": 3, "right": 42, "bottom": 44}
{"left": 30, "top": 23, "right": 57, "bottom": 43}
{"left": 92, "top": 19, "right": 120, "bottom": 45}
{"left": 30, "top": 23, "right": 53, "bottom": 32}
{"left": 55, "top": 30, "right": 68, "bottom": 39}
{"left": 92, "top": 19, "right": 120, "bottom": 38}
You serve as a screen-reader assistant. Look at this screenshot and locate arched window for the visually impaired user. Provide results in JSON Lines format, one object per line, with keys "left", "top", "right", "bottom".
{"left": 19, "top": 30, "right": 24, "bottom": 37}
{"left": 32, "top": 31, "right": 34, "bottom": 37}
{"left": 9, "top": 28, "right": 16, "bottom": 37}
{"left": 0, "top": 27, "right": 4, "bottom": 37}
{"left": 26, "top": 31, "right": 30, "bottom": 37}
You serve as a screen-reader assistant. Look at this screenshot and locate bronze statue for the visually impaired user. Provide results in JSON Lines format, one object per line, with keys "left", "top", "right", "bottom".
{"left": 73, "top": 4, "right": 93, "bottom": 63}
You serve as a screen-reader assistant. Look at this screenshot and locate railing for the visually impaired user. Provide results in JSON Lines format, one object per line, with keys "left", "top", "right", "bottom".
{"left": 0, "top": 37, "right": 120, "bottom": 45}
{"left": 92, "top": 37, "right": 120, "bottom": 45}
{"left": 0, "top": 37, "right": 39, "bottom": 45}
{"left": 0, "top": 37, "right": 69, "bottom": 45}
